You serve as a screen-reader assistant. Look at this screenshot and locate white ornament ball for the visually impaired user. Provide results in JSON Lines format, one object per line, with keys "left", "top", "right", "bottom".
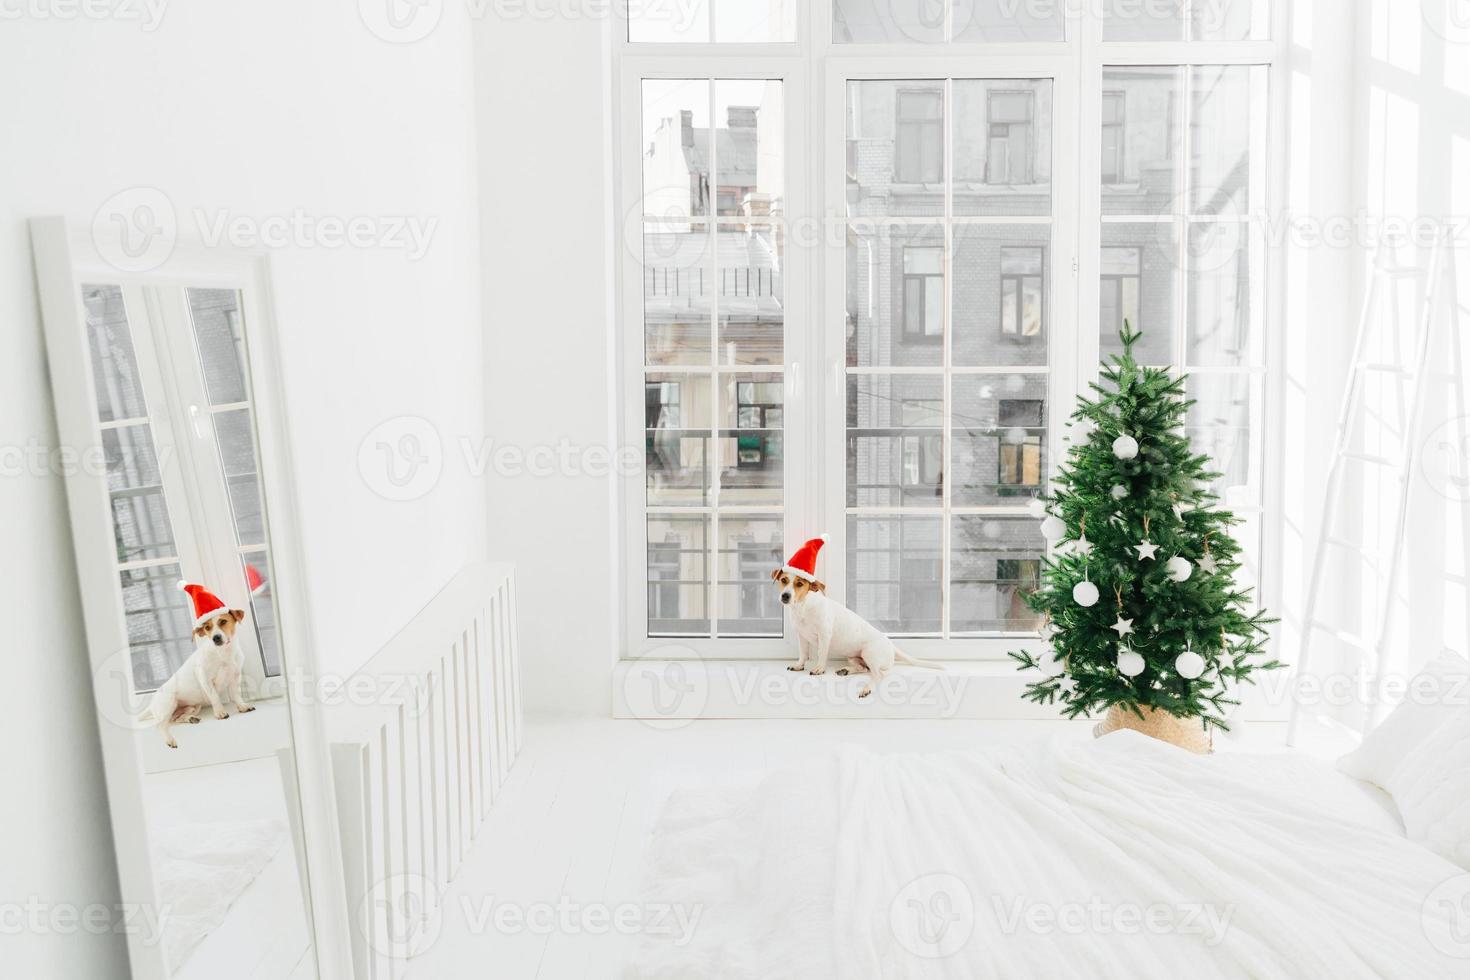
{"left": 1004, "top": 374, "right": 1026, "bottom": 394}
{"left": 1027, "top": 498, "right": 1050, "bottom": 519}
{"left": 1110, "top": 484, "right": 1128, "bottom": 500}
{"left": 1072, "top": 580, "right": 1100, "bottom": 607}
{"left": 1112, "top": 434, "right": 1140, "bottom": 460}
{"left": 1005, "top": 426, "right": 1028, "bottom": 445}
{"left": 1165, "top": 556, "right": 1193, "bottom": 582}
{"left": 1174, "top": 650, "right": 1206, "bottom": 680}
{"left": 1117, "top": 648, "right": 1146, "bottom": 677}
{"left": 1040, "top": 514, "right": 1067, "bottom": 543}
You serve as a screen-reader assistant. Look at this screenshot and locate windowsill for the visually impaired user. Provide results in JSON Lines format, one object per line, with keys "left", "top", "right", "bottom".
{"left": 613, "top": 659, "right": 1295, "bottom": 723}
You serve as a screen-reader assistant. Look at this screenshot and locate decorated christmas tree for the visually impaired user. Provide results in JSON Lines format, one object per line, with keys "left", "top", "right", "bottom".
{"left": 1009, "top": 324, "right": 1279, "bottom": 737}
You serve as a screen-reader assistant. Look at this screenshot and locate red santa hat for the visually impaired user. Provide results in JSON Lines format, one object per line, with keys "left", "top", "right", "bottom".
{"left": 244, "top": 563, "right": 268, "bottom": 598}
{"left": 177, "top": 580, "right": 228, "bottom": 628}
{"left": 782, "top": 534, "right": 830, "bottom": 583}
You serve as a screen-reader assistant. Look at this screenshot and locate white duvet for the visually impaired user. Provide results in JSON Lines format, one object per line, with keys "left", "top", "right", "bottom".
{"left": 634, "top": 732, "right": 1468, "bottom": 979}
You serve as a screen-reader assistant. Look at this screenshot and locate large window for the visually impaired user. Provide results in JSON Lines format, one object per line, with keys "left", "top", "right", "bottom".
{"left": 620, "top": 1, "right": 1276, "bottom": 658}
{"left": 846, "top": 77, "right": 1054, "bottom": 639}
{"left": 638, "top": 77, "right": 787, "bottom": 638}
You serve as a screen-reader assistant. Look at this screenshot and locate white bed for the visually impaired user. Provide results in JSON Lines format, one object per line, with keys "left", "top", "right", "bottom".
{"left": 632, "top": 730, "right": 1467, "bottom": 978}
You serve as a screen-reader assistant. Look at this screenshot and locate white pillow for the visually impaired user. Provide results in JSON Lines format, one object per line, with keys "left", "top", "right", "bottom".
{"left": 1338, "top": 650, "right": 1470, "bottom": 867}
{"left": 1383, "top": 711, "right": 1470, "bottom": 867}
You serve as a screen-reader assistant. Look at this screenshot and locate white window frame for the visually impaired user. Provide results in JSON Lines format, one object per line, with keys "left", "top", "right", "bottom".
{"left": 613, "top": 2, "right": 1287, "bottom": 663}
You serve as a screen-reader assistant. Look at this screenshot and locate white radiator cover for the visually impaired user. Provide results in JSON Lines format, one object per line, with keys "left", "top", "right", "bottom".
{"left": 325, "top": 563, "right": 522, "bottom": 979}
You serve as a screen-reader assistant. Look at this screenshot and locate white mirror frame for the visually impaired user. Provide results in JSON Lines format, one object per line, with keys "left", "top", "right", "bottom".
{"left": 30, "top": 216, "right": 352, "bottom": 979}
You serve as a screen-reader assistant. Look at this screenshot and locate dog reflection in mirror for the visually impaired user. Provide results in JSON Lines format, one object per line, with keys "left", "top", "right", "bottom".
{"left": 771, "top": 568, "right": 944, "bottom": 698}
{"left": 138, "top": 608, "right": 254, "bottom": 748}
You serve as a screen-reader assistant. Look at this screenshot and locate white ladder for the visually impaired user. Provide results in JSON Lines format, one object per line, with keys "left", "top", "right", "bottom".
{"left": 1287, "top": 230, "right": 1467, "bottom": 746}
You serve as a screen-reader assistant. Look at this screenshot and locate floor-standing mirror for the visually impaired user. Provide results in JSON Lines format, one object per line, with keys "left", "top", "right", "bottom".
{"left": 31, "top": 218, "right": 345, "bottom": 980}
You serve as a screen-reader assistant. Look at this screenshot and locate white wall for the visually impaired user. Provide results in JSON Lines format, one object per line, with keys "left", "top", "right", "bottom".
{"left": 0, "top": 6, "right": 484, "bottom": 975}
{"left": 475, "top": 13, "right": 620, "bottom": 717}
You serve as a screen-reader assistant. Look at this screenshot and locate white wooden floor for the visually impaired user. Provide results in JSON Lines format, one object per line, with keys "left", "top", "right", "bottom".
{"left": 401, "top": 716, "right": 1326, "bottom": 979}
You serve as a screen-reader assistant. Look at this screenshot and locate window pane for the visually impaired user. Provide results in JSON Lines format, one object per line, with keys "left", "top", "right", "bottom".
{"left": 847, "top": 374, "right": 944, "bottom": 507}
{"left": 951, "top": 517, "right": 1046, "bottom": 633}
{"left": 212, "top": 409, "right": 266, "bottom": 547}
{"left": 952, "top": 225, "right": 1049, "bottom": 367}
{"left": 1187, "top": 222, "right": 1254, "bottom": 367}
{"left": 1187, "top": 373, "right": 1257, "bottom": 502}
{"left": 847, "top": 224, "right": 945, "bottom": 368}
{"left": 834, "top": 0, "right": 947, "bottom": 43}
{"left": 714, "top": 0, "right": 796, "bottom": 40}
{"left": 954, "top": 0, "right": 1064, "bottom": 40}
{"left": 121, "top": 562, "right": 194, "bottom": 693}
{"left": 240, "top": 553, "right": 281, "bottom": 677}
{"left": 1191, "top": 0, "right": 1267, "bottom": 40}
{"left": 1101, "top": 68, "right": 1183, "bottom": 216}
{"left": 629, "top": 0, "right": 709, "bottom": 42}
{"left": 847, "top": 515, "right": 942, "bottom": 635}
{"left": 1191, "top": 66, "right": 1262, "bottom": 215}
{"left": 712, "top": 80, "right": 782, "bottom": 217}
{"left": 642, "top": 79, "right": 711, "bottom": 218}
{"left": 102, "top": 424, "right": 162, "bottom": 493}
{"left": 717, "top": 223, "right": 783, "bottom": 365}
{"left": 82, "top": 284, "right": 147, "bottom": 423}
{"left": 186, "top": 288, "right": 249, "bottom": 406}
{"left": 716, "top": 516, "right": 783, "bottom": 636}
{"left": 1100, "top": 223, "right": 1178, "bottom": 364}
{"left": 646, "top": 373, "right": 711, "bottom": 506}
{"left": 718, "top": 373, "right": 783, "bottom": 506}
{"left": 644, "top": 223, "right": 712, "bottom": 366}
{"left": 952, "top": 376, "right": 1048, "bottom": 506}
{"left": 111, "top": 489, "right": 175, "bottom": 564}
{"left": 648, "top": 515, "right": 710, "bottom": 636}
{"left": 847, "top": 80, "right": 945, "bottom": 218}
{"left": 1103, "top": 0, "right": 1185, "bottom": 40}
{"left": 954, "top": 80, "right": 1052, "bottom": 216}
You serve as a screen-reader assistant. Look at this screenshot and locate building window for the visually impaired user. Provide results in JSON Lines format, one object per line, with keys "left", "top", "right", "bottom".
{"left": 1100, "top": 247, "right": 1142, "bottom": 340}
{"left": 1101, "top": 91, "right": 1125, "bottom": 183}
{"left": 986, "top": 91, "right": 1034, "bottom": 184}
{"left": 896, "top": 90, "right": 943, "bottom": 183}
{"left": 998, "top": 399, "right": 1044, "bottom": 489}
{"left": 999, "top": 247, "right": 1044, "bottom": 338}
{"left": 902, "top": 246, "right": 944, "bottom": 340}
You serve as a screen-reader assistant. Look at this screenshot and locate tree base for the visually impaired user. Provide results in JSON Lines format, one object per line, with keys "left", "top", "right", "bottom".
{"left": 1093, "top": 704, "right": 1213, "bottom": 755}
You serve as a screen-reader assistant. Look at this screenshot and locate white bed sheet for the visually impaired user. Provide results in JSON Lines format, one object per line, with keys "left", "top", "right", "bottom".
{"left": 633, "top": 731, "right": 1463, "bottom": 979}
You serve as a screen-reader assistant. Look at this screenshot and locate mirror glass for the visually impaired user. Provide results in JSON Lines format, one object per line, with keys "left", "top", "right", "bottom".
{"left": 80, "top": 280, "right": 314, "bottom": 978}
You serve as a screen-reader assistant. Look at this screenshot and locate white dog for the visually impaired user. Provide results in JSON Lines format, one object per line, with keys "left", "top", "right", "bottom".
{"left": 771, "top": 569, "right": 944, "bottom": 698}
{"left": 138, "top": 607, "right": 254, "bottom": 748}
